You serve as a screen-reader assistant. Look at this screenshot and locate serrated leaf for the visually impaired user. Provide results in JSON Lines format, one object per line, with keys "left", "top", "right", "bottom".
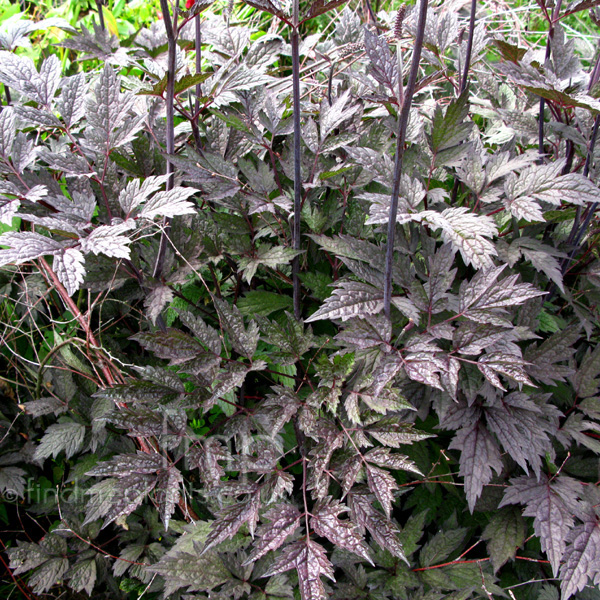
{"left": 306, "top": 280, "right": 386, "bottom": 322}
{"left": 238, "top": 246, "right": 303, "bottom": 284}
{"left": 131, "top": 329, "right": 203, "bottom": 363}
{"left": 238, "top": 290, "right": 293, "bottom": 316}
{"left": 57, "top": 73, "right": 87, "bottom": 127}
{"left": 138, "top": 186, "right": 197, "bottom": 219}
{"left": 156, "top": 466, "right": 182, "bottom": 531}
{"left": 147, "top": 544, "right": 230, "bottom": 595}
{"left": 68, "top": 558, "right": 97, "bottom": 595}
{"left": 482, "top": 507, "right": 526, "bottom": 572}
{"left": 500, "top": 474, "right": 583, "bottom": 575}
{"left": 573, "top": 346, "right": 600, "bottom": 399}
{"left": 560, "top": 508, "right": 600, "bottom": 600}
{"left": 311, "top": 498, "right": 372, "bottom": 564}
{"left": 34, "top": 421, "right": 85, "bottom": 461}
{"left": 244, "top": 504, "right": 301, "bottom": 564}
{"left": 262, "top": 539, "right": 334, "bottom": 600}
{"left": 53, "top": 248, "right": 85, "bottom": 296}
{"left": 0, "top": 466, "right": 26, "bottom": 498}
{"left": 367, "top": 417, "right": 433, "bottom": 448}
{"left": 420, "top": 528, "right": 467, "bottom": 567}
{"left": 449, "top": 417, "right": 503, "bottom": 512}
{"left": 348, "top": 489, "right": 407, "bottom": 562}
{"left": 144, "top": 285, "right": 174, "bottom": 325}
{"left": 0, "top": 231, "right": 63, "bottom": 266}
{"left": 366, "top": 464, "right": 398, "bottom": 518}
{"left": 214, "top": 298, "right": 259, "bottom": 359}
{"left": 80, "top": 223, "right": 133, "bottom": 260}
{"left": 202, "top": 495, "right": 261, "bottom": 554}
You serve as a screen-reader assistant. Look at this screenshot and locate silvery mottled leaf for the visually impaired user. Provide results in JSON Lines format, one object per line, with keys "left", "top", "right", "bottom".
{"left": 27, "top": 557, "right": 69, "bottom": 593}
{"left": 156, "top": 466, "right": 183, "bottom": 531}
{"left": 0, "top": 16, "right": 74, "bottom": 51}
{"left": 131, "top": 329, "right": 203, "bottom": 363}
{"left": 117, "top": 174, "right": 168, "bottom": 216}
{"left": 14, "top": 105, "right": 62, "bottom": 128}
{"left": 365, "top": 447, "right": 422, "bottom": 476}
{"left": 175, "top": 309, "right": 221, "bottom": 355}
{"left": 201, "top": 495, "right": 260, "bottom": 554}
{"left": 363, "top": 28, "right": 397, "bottom": 96}
{"left": 320, "top": 89, "right": 354, "bottom": 142}
{"left": 419, "top": 207, "right": 497, "bottom": 270}
{"left": 500, "top": 474, "right": 582, "bottom": 576}
{"left": 560, "top": 508, "right": 600, "bottom": 600}
{"left": 478, "top": 352, "right": 534, "bottom": 390}
{"left": 482, "top": 507, "right": 526, "bottom": 572}
{"left": 34, "top": 421, "right": 86, "bottom": 461}
{"left": 87, "top": 452, "right": 165, "bottom": 477}
{"left": 0, "top": 106, "right": 16, "bottom": 158}
{"left": 21, "top": 397, "right": 66, "bottom": 417}
{"left": 138, "top": 186, "right": 197, "bottom": 220}
{"left": 53, "top": 248, "right": 85, "bottom": 296}
{"left": 147, "top": 544, "right": 230, "bottom": 595}
{"left": 238, "top": 246, "right": 303, "bottom": 284}
{"left": 67, "top": 557, "right": 97, "bottom": 596}
{"left": 0, "top": 466, "right": 26, "bottom": 498}
{"left": 507, "top": 160, "right": 600, "bottom": 209}
{"left": 348, "top": 488, "right": 407, "bottom": 561}
{"left": 244, "top": 504, "right": 301, "bottom": 564}
{"left": 367, "top": 416, "right": 432, "bottom": 448}
{"left": 144, "top": 285, "right": 174, "bottom": 325}
{"left": 214, "top": 299, "right": 259, "bottom": 359}
{"left": 100, "top": 473, "right": 157, "bottom": 528}
{"left": 0, "top": 231, "right": 62, "bottom": 266}
{"left": 0, "top": 52, "right": 60, "bottom": 105}
{"left": 311, "top": 498, "right": 372, "bottom": 564}
{"left": 0, "top": 197, "right": 19, "bottom": 225}
{"left": 85, "top": 65, "right": 140, "bottom": 153}
{"left": 37, "top": 148, "right": 92, "bottom": 175}
{"left": 305, "top": 280, "right": 384, "bottom": 323}
{"left": 262, "top": 539, "right": 334, "bottom": 600}
{"left": 80, "top": 223, "right": 133, "bottom": 260}
{"left": 57, "top": 73, "right": 87, "bottom": 127}
{"left": 459, "top": 265, "right": 545, "bottom": 325}
{"left": 366, "top": 464, "right": 398, "bottom": 518}
{"left": 449, "top": 417, "right": 503, "bottom": 512}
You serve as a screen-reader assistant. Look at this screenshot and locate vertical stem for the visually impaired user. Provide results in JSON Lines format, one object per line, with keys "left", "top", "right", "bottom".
{"left": 192, "top": 14, "right": 203, "bottom": 152}
{"left": 95, "top": 0, "right": 106, "bottom": 31}
{"left": 153, "top": 0, "right": 177, "bottom": 283}
{"left": 4, "top": 86, "right": 11, "bottom": 106}
{"left": 538, "top": 0, "right": 563, "bottom": 161}
{"left": 460, "top": 0, "right": 477, "bottom": 93}
{"left": 383, "top": 0, "right": 428, "bottom": 318}
{"left": 291, "top": 0, "right": 302, "bottom": 320}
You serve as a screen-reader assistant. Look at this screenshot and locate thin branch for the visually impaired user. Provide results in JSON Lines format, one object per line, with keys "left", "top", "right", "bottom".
{"left": 460, "top": 0, "right": 477, "bottom": 93}
{"left": 383, "top": 0, "right": 428, "bottom": 317}
{"left": 291, "top": 0, "right": 302, "bottom": 320}
{"left": 153, "top": 0, "right": 178, "bottom": 285}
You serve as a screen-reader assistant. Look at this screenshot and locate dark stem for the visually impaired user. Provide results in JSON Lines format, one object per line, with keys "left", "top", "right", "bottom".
{"left": 383, "top": 0, "right": 428, "bottom": 317}
{"left": 4, "top": 85, "right": 11, "bottom": 106}
{"left": 192, "top": 14, "right": 203, "bottom": 152}
{"left": 95, "top": 0, "right": 106, "bottom": 30}
{"left": 460, "top": 0, "right": 477, "bottom": 93}
{"left": 153, "top": 0, "right": 177, "bottom": 283}
{"left": 291, "top": 0, "right": 302, "bottom": 320}
{"left": 538, "top": 0, "right": 563, "bottom": 161}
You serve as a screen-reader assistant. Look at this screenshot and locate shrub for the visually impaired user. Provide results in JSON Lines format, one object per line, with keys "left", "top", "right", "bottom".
{"left": 1, "top": 0, "right": 600, "bottom": 599}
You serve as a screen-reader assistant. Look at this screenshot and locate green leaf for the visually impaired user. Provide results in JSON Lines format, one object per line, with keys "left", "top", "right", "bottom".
{"left": 238, "top": 290, "right": 293, "bottom": 316}
{"left": 482, "top": 507, "right": 526, "bottom": 572}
